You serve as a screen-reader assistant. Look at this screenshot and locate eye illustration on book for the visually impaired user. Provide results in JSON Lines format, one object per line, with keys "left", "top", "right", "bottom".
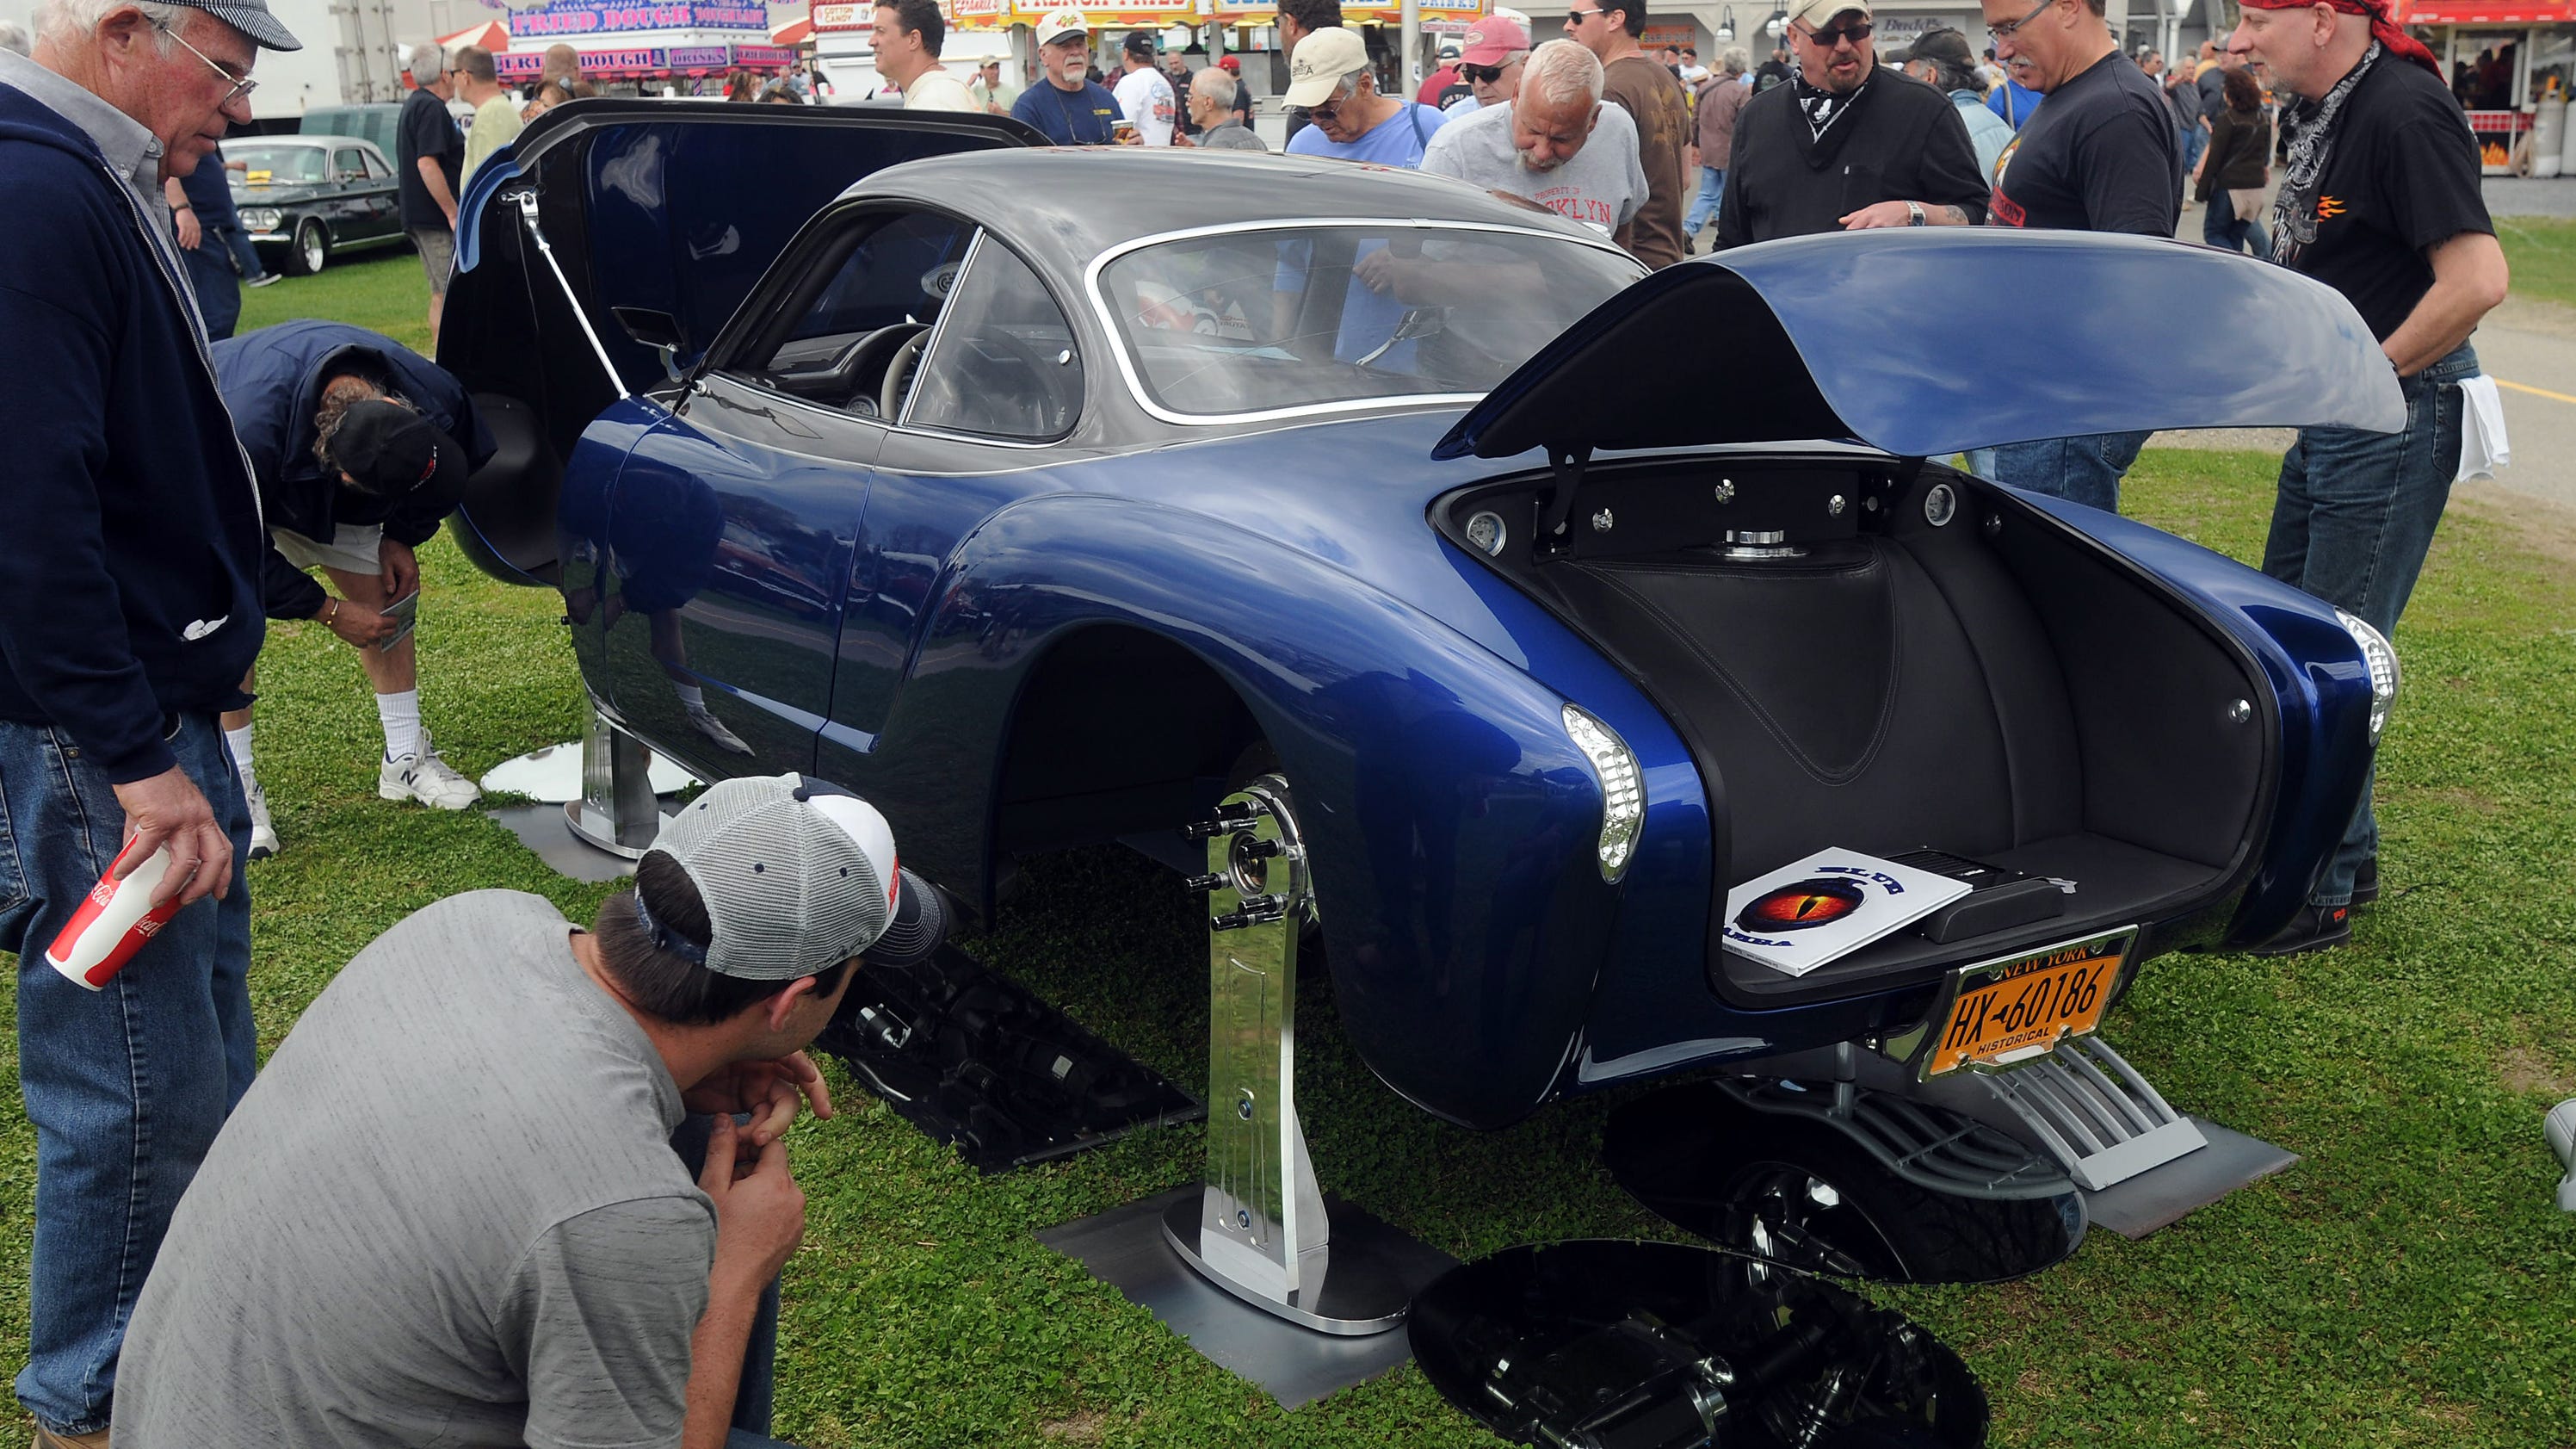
{"left": 1735, "top": 878, "right": 1866, "bottom": 932}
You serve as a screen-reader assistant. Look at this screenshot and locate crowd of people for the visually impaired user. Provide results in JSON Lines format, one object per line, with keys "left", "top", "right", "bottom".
{"left": 0, "top": 0, "right": 2523, "bottom": 1440}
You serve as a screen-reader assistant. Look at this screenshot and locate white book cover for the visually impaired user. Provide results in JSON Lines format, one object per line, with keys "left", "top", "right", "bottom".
{"left": 1721, "top": 848, "right": 1975, "bottom": 977}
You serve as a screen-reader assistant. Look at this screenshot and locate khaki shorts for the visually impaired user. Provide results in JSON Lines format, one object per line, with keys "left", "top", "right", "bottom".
{"left": 272, "top": 522, "right": 385, "bottom": 576}
{"left": 411, "top": 226, "right": 455, "bottom": 296}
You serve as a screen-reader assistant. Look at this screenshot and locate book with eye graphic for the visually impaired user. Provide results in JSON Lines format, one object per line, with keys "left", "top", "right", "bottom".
{"left": 1720, "top": 848, "right": 1974, "bottom": 977}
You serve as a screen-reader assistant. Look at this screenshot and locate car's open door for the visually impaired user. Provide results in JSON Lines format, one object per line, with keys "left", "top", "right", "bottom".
{"left": 438, "top": 99, "right": 1041, "bottom": 589}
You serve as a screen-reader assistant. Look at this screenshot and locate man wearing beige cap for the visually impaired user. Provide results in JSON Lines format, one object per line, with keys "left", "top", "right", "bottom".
{"left": 1282, "top": 25, "right": 1448, "bottom": 164}
{"left": 1010, "top": 6, "right": 1121, "bottom": 144}
{"left": 1716, "top": 0, "right": 1990, "bottom": 246}
{"left": 116, "top": 774, "right": 951, "bottom": 1449}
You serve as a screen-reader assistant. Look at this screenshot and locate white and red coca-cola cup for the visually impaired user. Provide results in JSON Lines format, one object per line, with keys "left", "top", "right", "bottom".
{"left": 45, "top": 838, "right": 182, "bottom": 990}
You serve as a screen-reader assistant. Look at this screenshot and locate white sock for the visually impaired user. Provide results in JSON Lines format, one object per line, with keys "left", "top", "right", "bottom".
{"left": 376, "top": 690, "right": 424, "bottom": 762}
{"left": 672, "top": 684, "right": 707, "bottom": 713}
{"left": 224, "top": 723, "right": 255, "bottom": 783}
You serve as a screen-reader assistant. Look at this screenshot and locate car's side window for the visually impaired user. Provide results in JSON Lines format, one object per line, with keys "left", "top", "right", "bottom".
{"left": 752, "top": 209, "right": 975, "bottom": 422}
{"left": 333, "top": 147, "right": 366, "bottom": 182}
{"left": 361, "top": 149, "right": 391, "bottom": 180}
{"left": 902, "top": 237, "right": 1082, "bottom": 442}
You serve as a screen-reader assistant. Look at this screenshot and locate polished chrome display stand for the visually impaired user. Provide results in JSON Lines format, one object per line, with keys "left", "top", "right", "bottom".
{"left": 561, "top": 704, "right": 676, "bottom": 859}
{"left": 1161, "top": 778, "right": 1412, "bottom": 1336}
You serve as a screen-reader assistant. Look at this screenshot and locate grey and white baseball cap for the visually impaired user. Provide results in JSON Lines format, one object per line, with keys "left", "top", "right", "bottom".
{"left": 640, "top": 774, "right": 900, "bottom": 981}
{"left": 170, "top": 0, "right": 302, "bottom": 52}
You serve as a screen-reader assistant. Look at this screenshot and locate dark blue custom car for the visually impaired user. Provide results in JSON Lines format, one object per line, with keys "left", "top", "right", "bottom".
{"left": 444, "top": 101, "right": 2400, "bottom": 1136}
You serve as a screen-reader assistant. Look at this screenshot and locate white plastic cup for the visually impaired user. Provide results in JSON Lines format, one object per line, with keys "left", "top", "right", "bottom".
{"left": 44, "top": 839, "right": 181, "bottom": 990}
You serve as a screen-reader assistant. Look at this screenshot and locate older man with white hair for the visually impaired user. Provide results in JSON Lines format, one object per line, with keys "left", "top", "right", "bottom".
{"left": 1183, "top": 64, "right": 1264, "bottom": 148}
{"left": 396, "top": 39, "right": 461, "bottom": 345}
{"left": 0, "top": 0, "right": 298, "bottom": 1439}
{"left": 1421, "top": 39, "right": 1647, "bottom": 239}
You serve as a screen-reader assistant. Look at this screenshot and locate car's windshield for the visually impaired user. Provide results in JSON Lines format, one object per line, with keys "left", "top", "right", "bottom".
{"left": 1096, "top": 224, "right": 1641, "bottom": 418}
{"left": 225, "top": 146, "right": 330, "bottom": 185}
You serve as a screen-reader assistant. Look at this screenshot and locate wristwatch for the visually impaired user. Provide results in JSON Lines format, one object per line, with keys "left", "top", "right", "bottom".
{"left": 1906, "top": 201, "right": 1926, "bottom": 227}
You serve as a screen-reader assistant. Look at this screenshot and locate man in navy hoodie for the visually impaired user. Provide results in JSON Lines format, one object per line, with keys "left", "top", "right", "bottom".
{"left": 0, "top": 0, "right": 299, "bottom": 1441}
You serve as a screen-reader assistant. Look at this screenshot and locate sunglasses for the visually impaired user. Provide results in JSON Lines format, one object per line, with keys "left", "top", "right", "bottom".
{"left": 1565, "top": 8, "right": 1611, "bottom": 21}
{"left": 1461, "top": 62, "right": 1510, "bottom": 83}
{"left": 1796, "top": 19, "right": 1875, "bottom": 46}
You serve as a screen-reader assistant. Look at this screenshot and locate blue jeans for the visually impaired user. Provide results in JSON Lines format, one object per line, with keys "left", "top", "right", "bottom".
{"left": 672, "top": 1115, "right": 800, "bottom": 1449}
{"left": 1988, "top": 429, "right": 2154, "bottom": 512}
{"left": 2202, "top": 192, "right": 2268, "bottom": 255}
{"left": 1684, "top": 164, "right": 1724, "bottom": 237}
{"left": 2263, "top": 342, "right": 2474, "bottom": 907}
{"left": 219, "top": 224, "right": 265, "bottom": 282}
{"left": 0, "top": 712, "right": 255, "bottom": 1434}
{"left": 2178, "top": 124, "right": 2208, "bottom": 196}
{"left": 179, "top": 234, "right": 240, "bottom": 342}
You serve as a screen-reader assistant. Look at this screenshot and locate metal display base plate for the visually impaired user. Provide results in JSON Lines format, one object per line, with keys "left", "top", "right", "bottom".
{"left": 2078, "top": 1117, "right": 2298, "bottom": 1240}
{"left": 1036, "top": 1188, "right": 1455, "bottom": 1409}
{"left": 482, "top": 802, "right": 645, "bottom": 883}
{"left": 479, "top": 741, "right": 695, "bottom": 803}
{"left": 1158, "top": 1193, "right": 1422, "bottom": 1337}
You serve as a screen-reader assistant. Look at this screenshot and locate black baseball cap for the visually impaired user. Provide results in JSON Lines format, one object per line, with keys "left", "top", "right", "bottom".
{"left": 1903, "top": 28, "right": 1978, "bottom": 71}
{"left": 170, "top": 0, "right": 302, "bottom": 51}
{"left": 1122, "top": 29, "right": 1155, "bottom": 58}
{"left": 330, "top": 400, "right": 466, "bottom": 509}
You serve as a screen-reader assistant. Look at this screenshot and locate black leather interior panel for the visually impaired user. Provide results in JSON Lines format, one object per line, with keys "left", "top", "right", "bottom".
{"left": 1985, "top": 513, "right": 2264, "bottom": 868}
{"left": 1444, "top": 461, "right": 2271, "bottom": 1007}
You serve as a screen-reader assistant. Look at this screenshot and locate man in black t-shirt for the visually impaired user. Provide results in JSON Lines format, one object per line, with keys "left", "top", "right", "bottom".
{"left": 2230, "top": 0, "right": 2507, "bottom": 955}
{"left": 1976, "top": 0, "right": 2176, "bottom": 512}
{"left": 396, "top": 42, "right": 465, "bottom": 348}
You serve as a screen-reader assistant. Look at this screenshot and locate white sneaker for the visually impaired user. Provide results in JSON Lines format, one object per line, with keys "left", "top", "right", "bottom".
{"left": 686, "top": 703, "right": 754, "bottom": 755}
{"left": 242, "top": 777, "right": 279, "bottom": 859}
{"left": 380, "top": 744, "right": 482, "bottom": 809}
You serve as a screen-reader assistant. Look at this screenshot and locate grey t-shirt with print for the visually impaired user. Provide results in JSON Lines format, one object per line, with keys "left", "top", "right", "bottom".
{"left": 1420, "top": 98, "right": 1650, "bottom": 236}
{"left": 116, "top": 889, "right": 715, "bottom": 1449}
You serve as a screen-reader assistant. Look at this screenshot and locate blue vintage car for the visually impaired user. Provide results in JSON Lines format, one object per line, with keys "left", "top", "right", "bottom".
{"left": 445, "top": 102, "right": 2399, "bottom": 1291}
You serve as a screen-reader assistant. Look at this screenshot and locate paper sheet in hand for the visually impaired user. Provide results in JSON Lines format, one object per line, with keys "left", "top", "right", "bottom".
{"left": 376, "top": 591, "right": 419, "bottom": 653}
{"left": 1721, "top": 848, "right": 1974, "bottom": 976}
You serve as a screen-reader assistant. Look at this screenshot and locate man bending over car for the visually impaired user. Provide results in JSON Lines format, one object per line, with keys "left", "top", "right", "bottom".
{"left": 212, "top": 319, "right": 497, "bottom": 854}
{"left": 114, "top": 774, "right": 948, "bottom": 1449}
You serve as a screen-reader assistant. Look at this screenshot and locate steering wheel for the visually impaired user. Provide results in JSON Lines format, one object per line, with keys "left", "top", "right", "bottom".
{"left": 942, "top": 326, "right": 1079, "bottom": 435}
{"left": 879, "top": 327, "right": 932, "bottom": 422}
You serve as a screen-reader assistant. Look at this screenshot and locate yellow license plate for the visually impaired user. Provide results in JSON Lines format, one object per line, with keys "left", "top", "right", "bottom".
{"left": 1921, "top": 927, "right": 2134, "bottom": 1078}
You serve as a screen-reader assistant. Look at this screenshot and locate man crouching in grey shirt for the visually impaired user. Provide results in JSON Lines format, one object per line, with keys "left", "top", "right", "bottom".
{"left": 114, "top": 773, "right": 948, "bottom": 1449}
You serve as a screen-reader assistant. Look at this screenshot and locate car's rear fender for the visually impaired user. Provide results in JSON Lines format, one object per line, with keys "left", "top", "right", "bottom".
{"left": 856, "top": 493, "right": 1625, "bottom": 1130}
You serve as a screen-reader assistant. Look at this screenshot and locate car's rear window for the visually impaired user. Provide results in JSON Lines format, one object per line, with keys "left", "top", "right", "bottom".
{"left": 226, "top": 146, "right": 328, "bottom": 184}
{"left": 1095, "top": 224, "right": 1641, "bottom": 419}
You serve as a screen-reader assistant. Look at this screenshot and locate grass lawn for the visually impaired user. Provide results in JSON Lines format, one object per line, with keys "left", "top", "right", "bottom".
{"left": 2495, "top": 215, "right": 2576, "bottom": 314}
{"left": 3, "top": 250, "right": 2572, "bottom": 1449}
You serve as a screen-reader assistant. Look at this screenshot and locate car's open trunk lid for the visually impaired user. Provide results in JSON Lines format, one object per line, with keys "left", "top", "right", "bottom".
{"left": 1433, "top": 229, "right": 2404, "bottom": 464}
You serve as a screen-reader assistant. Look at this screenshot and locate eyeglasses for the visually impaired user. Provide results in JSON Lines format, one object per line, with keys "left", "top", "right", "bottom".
{"left": 153, "top": 18, "right": 257, "bottom": 108}
{"left": 1795, "top": 19, "right": 1873, "bottom": 47}
{"left": 1986, "top": 0, "right": 2056, "bottom": 46}
{"left": 1564, "top": 8, "right": 1610, "bottom": 22}
{"left": 1461, "top": 61, "right": 1510, "bottom": 83}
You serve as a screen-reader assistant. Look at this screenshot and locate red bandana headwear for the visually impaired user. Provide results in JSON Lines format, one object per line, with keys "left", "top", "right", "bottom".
{"left": 2234, "top": 0, "right": 2443, "bottom": 77}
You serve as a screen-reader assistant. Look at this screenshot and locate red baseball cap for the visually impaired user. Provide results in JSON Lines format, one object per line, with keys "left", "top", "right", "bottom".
{"left": 1217, "top": 53, "right": 1239, "bottom": 70}
{"left": 1459, "top": 16, "right": 1529, "bottom": 66}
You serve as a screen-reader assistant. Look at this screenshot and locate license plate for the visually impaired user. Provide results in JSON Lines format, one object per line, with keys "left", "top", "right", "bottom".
{"left": 1919, "top": 927, "right": 2135, "bottom": 1079}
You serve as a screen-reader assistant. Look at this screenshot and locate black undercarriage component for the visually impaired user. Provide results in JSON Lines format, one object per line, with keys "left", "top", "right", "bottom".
{"left": 1411, "top": 1240, "right": 1986, "bottom": 1449}
{"left": 815, "top": 944, "right": 1202, "bottom": 1173}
